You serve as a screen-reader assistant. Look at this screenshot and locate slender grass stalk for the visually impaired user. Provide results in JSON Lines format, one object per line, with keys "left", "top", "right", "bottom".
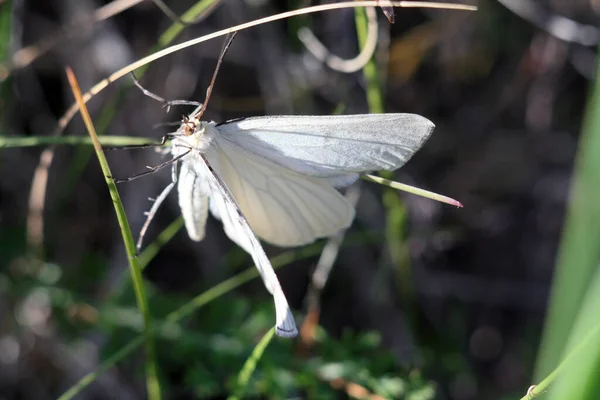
{"left": 57, "top": 337, "right": 145, "bottom": 400}
{"left": 354, "top": 7, "right": 384, "bottom": 114}
{"left": 227, "top": 328, "right": 276, "bottom": 400}
{"left": 354, "top": 6, "right": 416, "bottom": 311}
{"left": 111, "top": 217, "right": 185, "bottom": 299}
{"left": 0, "top": 135, "right": 158, "bottom": 148}
{"left": 138, "top": 217, "right": 185, "bottom": 269}
{"left": 362, "top": 174, "right": 463, "bottom": 207}
{"left": 158, "top": 0, "right": 220, "bottom": 47}
{"left": 65, "top": 67, "right": 161, "bottom": 400}
{"left": 56, "top": 2, "right": 476, "bottom": 135}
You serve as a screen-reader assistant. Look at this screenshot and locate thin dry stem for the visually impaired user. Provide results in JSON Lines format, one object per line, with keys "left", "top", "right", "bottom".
{"left": 26, "top": 148, "right": 54, "bottom": 257}
{"left": 298, "top": 6, "right": 378, "bottom": 73}
{"left": 55, "top": 1, "right": 477, "bottom": 137}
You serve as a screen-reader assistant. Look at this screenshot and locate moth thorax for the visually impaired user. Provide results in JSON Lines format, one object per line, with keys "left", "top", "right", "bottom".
{"left": 181, "top": 121, "right": 213, "bottom": 152}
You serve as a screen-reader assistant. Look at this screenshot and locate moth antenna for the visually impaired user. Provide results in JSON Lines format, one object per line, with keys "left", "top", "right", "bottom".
{"left": 113, "top": 149, "right": 191, "bottom": 184}
{"left": 195, "top": 32, "right": 237, "bottom": 121}
{"left": 153, "top": 120, "right": 184, "bottom": 129}
{"left": 104, "top": 133, "right": 172, "bottom": 151}
{"left": 104, "top": 143, "right": 165, "bottom": 151}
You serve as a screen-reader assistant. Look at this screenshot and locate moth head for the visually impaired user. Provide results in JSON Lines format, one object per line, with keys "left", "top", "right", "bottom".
{"left": 181, "top": 115, "right": 202, "bottom": 136}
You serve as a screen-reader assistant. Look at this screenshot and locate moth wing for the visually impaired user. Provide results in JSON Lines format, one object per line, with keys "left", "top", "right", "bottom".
{"left": 177, "top": 160, "right": 210, "bottom": 241}
{"left": 195, "top": 154, "right": 297, "bottom": 338}
{"left": 206, "top": 137, "right": 355, "bottom": 248}
{"left": 216, "top": 113, "right": 434, "bottom": 180}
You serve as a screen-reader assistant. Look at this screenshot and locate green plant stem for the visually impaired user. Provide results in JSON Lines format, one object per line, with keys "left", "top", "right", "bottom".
{"left": 0, "top": 135, "right": 158, "bottom": 148}
{"left": 57, "top": 337, "right": 144, "bottom": 400}
{"left": 158, "top": 0, "right": 220, "bottom": 48}
{"left": 354, "top": 7, "right": 383, "bottom": 114}
{"left": 354, "top": 7, "right": 413, "bottom": 309}
{"left": 66, "top": 69, "right": 161, "bottom": 400}
{"left": 227, "top": 328, "right": 276, "bottom": 400}
{"left": 138, "top": 217, "right": 185, "bottom": 269}
{"left": 362, "top": 174, "right": 463, "bottom": 207}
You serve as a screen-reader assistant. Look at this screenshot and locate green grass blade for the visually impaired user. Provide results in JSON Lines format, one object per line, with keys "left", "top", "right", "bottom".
{"left": 362, "top": 174, "right": 463, "bottom": 207}
{"left": 0, "top": 135, "right": 158, "bottom": 148}
{"left": 354, "top": 6, "right": 383, "bottom": 114}
{"left": 534, "top": 46, "right": 600, "bottom": 381}
{"left": 57, "top": 337, "right": 145, "bottom": 400}
{"left": 66, "top": 68, "right": 161, "bottom": 400}
{"left": 138, "top": 217, "right": 185, "bottom": 269}
{"left": 354, "top": 6, "right": 415, "bottom": 308}
{"left": 227, "top": 328, "right": 276, "bottom": 400}
{"left": 522, "top": 271, "right": 600, "bottom": 399}
{"left": 158, "top": 0, "right": 220, "bottom": 47}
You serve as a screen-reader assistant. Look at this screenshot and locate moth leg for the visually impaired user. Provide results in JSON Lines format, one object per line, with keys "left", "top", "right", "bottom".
{"left": 137, "top": 161, "right": 179, "bottom": 251}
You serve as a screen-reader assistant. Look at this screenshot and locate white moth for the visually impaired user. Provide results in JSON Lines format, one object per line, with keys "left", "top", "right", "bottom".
{"left": 160, "top": 110, "right": 434, "bottom": 338}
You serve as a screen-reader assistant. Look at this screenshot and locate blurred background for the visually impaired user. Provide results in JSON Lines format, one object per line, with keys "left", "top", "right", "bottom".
{"left": 1, "top": 0, "right": 600, "bottom": 399}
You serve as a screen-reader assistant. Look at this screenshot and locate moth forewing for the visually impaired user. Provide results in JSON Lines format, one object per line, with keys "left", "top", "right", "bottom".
{"left": 177, "top": 160, "right": 210, "bottom": 242}
{"left": 206, "top": 134, "right": 357, "bottom": 247}
{"left": 196, "top": 152, "right": 298, "bottom": 337}
{"left": 169, "top": 121, "right": 298, "bottom": 338}
{"left": 215, "top": 113, "right": 435, "bottom": 176}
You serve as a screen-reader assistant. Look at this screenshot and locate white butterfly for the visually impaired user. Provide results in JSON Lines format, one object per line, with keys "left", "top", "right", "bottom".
{"left": 152, "top": 111, "right": 434, "bottom": 338}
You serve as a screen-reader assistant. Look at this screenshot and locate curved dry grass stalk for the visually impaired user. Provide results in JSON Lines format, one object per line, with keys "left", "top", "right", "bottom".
{"left": 27, "top": 148, "right": 54, "bottom": 257}
{"left": 298, "top": 6, "right": 378, "bottom": 73}
{"left": 55, "top": 1, "right": 475, "bottom": 135}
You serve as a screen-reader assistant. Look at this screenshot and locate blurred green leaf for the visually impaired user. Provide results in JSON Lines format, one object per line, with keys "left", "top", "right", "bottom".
{"left": 534, "top": 45, "right": 600, "bottom": 381}
{"left": 547, "top": 268, "right": 600, "bottom": 399}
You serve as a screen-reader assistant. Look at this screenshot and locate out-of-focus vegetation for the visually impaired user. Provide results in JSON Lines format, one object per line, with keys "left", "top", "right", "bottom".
{"left": 1, "top": 0, "right": 600, "bottom": 399}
